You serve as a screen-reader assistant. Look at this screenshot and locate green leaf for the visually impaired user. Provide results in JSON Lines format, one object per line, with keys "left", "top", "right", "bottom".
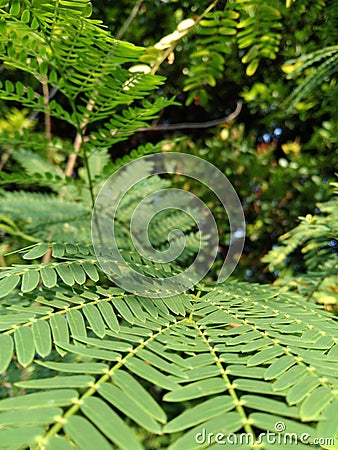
{"left": 162, "top": 295, "right": 186, "bottom": 316}
{"left": 0, "top": 407, "right": 62, "bottom": 426}
{"left": 136, "top": 349, "right": 186, "bottom": 377}
{"left": 0, "top": 334, "right": 13, "bottom": 373}
{"left": 112, "top": 297, "right": 134, "bottom": 323}
{"left": 247, "top": 345, "right": 284, "bottom": 367}
{"left": 327, "top": 344, "right": 338, "bottom": 358}
{"left": 234, "top": 378, "right": 273, "bottom": 394}
{"left": 64, "top": 415, "right": 112, "bottom": 450}
{"left": 169, "top": 412, "right": 243, "bottom": 450}
{"left": 21, "top": 270, "right": 40, "bottom": 292}
{"left": 0, "top": 274, "right": 20, "bottom": 298}
{"left": 98, "top": 382, "right": 162, "bottom": 433}
{"left": 300, "top": 386, "right": 334, "bottom": 421}
{"left": 21, "top": 8, "right": 30, "bottom": 23}
{"left": 164, "top": 396, "right": 234, "bottom": 432}
{"left": 83, "top": 304, "right": 106, "bottom": 338}
{"left": 317, "top": 400, "right": 338, "bottom": 448}
{"left": 32, "top": 320, "right": 52, "bottom": 357}
{"left": 9, "top": 0, "right": 20, "bottom": 16}
{"left": 36, "top": 361, "right": 109, "bottom": 374}
{"left": 55, "top": 264, "right": 75, "bottom": 286}
{"left": 264, "top": 356, "right": 295, "bottom": 380}
{"left": 57, "top": 341, "right": 120, "bottom": 361}
{"left": 50, "top": 314, "right": 69, "bottom": 346}
{"left": 0, "top": 389, "right": 78, "bottom": 410}
{"left": 138, "top": 296, "right": 158, "bottom": 318}
{"left": 23, "top": 244, "right": 49, "bottom": 260}
{"left": 72, "top": 335, "right": 130, "bottom": 352}
{"left": 124, "top": 295, "right": 146, "bottom": 322}
{"left": 66, "top": 308, "right": 86, "bottom": 337}
{"left": 124, "top": 358, "right": 179, "bottom": 391}
{"left": 286, "top": 375, "right": 319, "bottom": 405}
{"left": 52, "top": 243, "right": 65, "bottom": 258}
{"left": 40, "top": 267, "right": 57, "bottom": 288}
{"left": 65, "top": 243, "right": 77, "bottom": 254}
{"left": 15, "top": 375, "right": 95, "bottom": 389}
{"left": 70, "top": 262, "right": 87, "bottom": 284}
{"left": 184, "top": 353, "right": 215, "bottom": 369}
{"left": 14, "top": 326, "right": 35, "bottom": 367}
{"left": 242, "top": 395, "right": 299, "bottom": 418}
{"left": 15, "top": 375, "right": 95, "bottom": 390}
{"left": 272, "top": 366, "right": 308, "bottom": 391}
{"left": 45, "top": 435, "right": 75, "bottom": 450}
{"left": 185, "top": 364, "right": 220, "bottom": 381}
{"left": 227, "top": 365, "right": 265, "bottom": 379}
{"left": 0, "top": 427, "right": 44, "bottom": 449}
{"left": 31, "top": 16, "right": 39, "bottom": 29}
{"left": 250, "top": 412, "right": 318, "bottom": 442}
{"left": 246, "top": 59, "right": 259, "bottom": 76}
{"left": 82, "top": 397, "right": 143, "bottom": 450}
{"left": 82, "top": 261, "right": 99, "bottom": 281}
{"left": 111, "top": 371, "right": 167, "bottom": 423}
{"left": 97, "top": 301, "right": 119, "bottom": 332}
{"left": 164, "top": 378, "right": 227, "bottom": 402}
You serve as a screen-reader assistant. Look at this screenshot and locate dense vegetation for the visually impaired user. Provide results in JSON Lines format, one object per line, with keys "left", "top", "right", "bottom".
{"left": 0, "top": 0, "right": 337, "bottom": 449}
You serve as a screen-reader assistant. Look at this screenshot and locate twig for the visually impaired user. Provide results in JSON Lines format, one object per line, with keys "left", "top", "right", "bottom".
{"left": 64, "top": 97, "right": 95, "bottom": 178}
{"left": 41, "top": 77, "right": 53, "bottom": 164}
{"left": 64, "top": 0, "right": 145, "bottom": 180}
{"left": 136, "top": 101, "right": 242, "bottom": 132}
{"left": 0, "top": 149, "right": 12, "bottom": 172}
{"left": 116, "top": 0, "right": 145, "bottom": 40}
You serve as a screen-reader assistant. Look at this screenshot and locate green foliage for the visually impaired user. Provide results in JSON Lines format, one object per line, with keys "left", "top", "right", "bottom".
{"left": 282, "top": 46, "right": 338, "bottom": 112}
{"left": 172, "top": 123, "right": 335, "bottom": 280}
{"left": 1, "top": 278, "right": 338, "bottom": 448}
{"left": 183, "top": 1, "right": 284, "bottom": 107}
{"left": 0, "top": 0, "right": 172, "bottom": 151}
{"left": 183, "top": 8, "right": 239, "bottom": 107}
{"left": 263, "top": 183, "right": 338, "bottom": 310}
{"left": 0, "top": 1, "right": 337, "bottom": 449}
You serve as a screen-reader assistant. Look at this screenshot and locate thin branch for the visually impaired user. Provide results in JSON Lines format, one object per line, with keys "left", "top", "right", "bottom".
{"left": 64, "top": 97, "right": 95, "bottom": 178}
{"left": 116, "top": 0, "right": 145, "bottom": 40}
{"left": 41, "top": 78, "right": 53, "bottom": 164}
{"left": 64, "top": 0, "right": 146, "bottom": 180}
{"left": 137, "top": 101, "right": 242, "bottom": 132}
{"left": 0, "top": 149, "right": 13, "bottom": 172}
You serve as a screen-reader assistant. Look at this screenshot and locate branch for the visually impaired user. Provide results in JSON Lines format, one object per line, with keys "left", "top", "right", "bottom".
{"left": 116, "top": 0, "right": 145, "bottom": 40}
{"left": 137, "top": 101, "right": 242, "bottom": 132}
{"left": 64, "top": 0, "right": 145, "bottom": 179}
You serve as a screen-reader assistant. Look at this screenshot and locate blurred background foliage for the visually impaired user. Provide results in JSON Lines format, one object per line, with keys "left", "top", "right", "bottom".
{"left": 91, "top": 0, "right": 337, "bottom": 283}
{"left": 0, "top": 0, "right": 337, "bottom": 285}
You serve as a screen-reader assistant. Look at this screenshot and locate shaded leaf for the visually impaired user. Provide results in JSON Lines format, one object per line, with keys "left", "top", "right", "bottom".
{"left": 164, "top": 378, "right": 226, "bottom": 402}
{"left": 14, "top": 326, "right": 35, "bottom": 367}
{"left": 23, "top": 244, "right": 49, "bottom": 260}
{"left": 64, "top": 415, "right": 112, "bottom": 450}
{"left": 81, "top": 396, "right": 143, "bottom": 450}
{"left": 98, "top": 382, "right": 162, "bottom": 433}
{"left": 0, "top": 274, "right": 20, "bottom": 298}
{"left": 0, "top": 389, "right": 78, "bottom": 410}
{"left": 0, "top": 334, "right": 13, "bottom": 373}
{"left": 32, "top": 320, "right": 52, "bottom": 357}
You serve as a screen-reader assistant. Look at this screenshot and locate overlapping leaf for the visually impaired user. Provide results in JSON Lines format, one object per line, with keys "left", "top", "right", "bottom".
{"left": 1, "top": 283, "right": 337, "bottom": 448}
